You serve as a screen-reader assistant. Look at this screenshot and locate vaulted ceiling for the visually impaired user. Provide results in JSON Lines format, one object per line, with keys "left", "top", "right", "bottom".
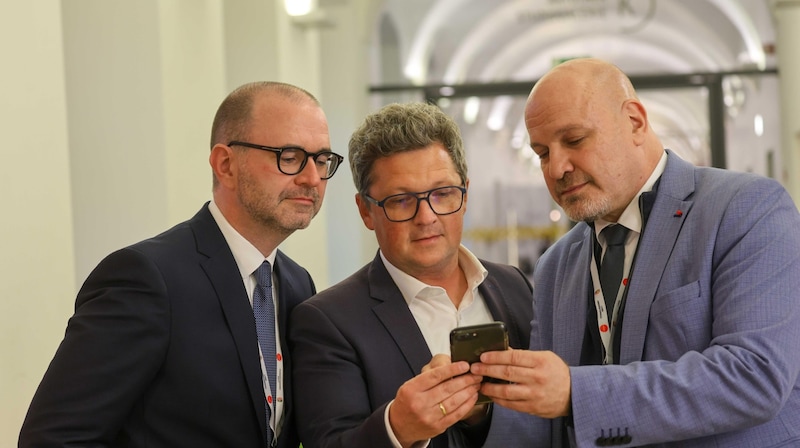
{"left": 371, "top": 0, "right": 778, "bottom": 180}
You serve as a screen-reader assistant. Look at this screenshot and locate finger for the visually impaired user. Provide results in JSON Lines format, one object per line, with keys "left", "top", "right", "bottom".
{"left": 470, "top": 361, "right": 528, "bottom": 383}
{"left": 479, "top": 372, "right": 571, "bottom": 419}
{"left": 422, "top": 353, "right": 452, "bottom": 373}
{"left": 435, "top": 370, "right": 483, "bottom": 401}
{"left": 391, "top": 380, "right": 480, "bottom": 443}
{"left": 480, "top": 379, "right": 524, "bottom": 401}
{"left": 437, "top": 382, "right": 481, "bottom": 425}
{"left": 479, "top": 348, "right": 540, "bottom": 366}
{"left": 478, "top": 382, "right": 538, "bottom": 415}
{"left": 414, "top": 361, "right": 471, "bottom": 392}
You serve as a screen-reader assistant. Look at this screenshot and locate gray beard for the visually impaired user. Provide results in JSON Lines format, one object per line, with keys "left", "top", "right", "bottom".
{"left": 561, "top": 194, "right": 612, "bottom": 223}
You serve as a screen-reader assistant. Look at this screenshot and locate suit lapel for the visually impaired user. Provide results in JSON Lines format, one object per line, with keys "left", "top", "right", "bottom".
{"left": 618, "top": 153, "right": 694, "bottom": 364}
{"left": 191, "top": 205, "right": 267, "bottom": 441}
{"left": 368, "top": 254, "right": 433, "bottom": 375}
{"left": 271, "top": 250, "right": 313, "bottom": 426}
{"left": 273, "top": 252, "right": 298, "bottom": 368}
{"left": 554, "top": 227, "right": 595, "bottom": 365}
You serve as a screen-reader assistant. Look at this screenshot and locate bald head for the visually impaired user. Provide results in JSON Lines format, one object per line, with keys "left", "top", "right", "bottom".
{"left": 524, "top": 58, "right": 664, "bottom": 222}
{"left": 210, "top": 81, "right": 320, "bottom": 150}
{"left": 527, "top": 58, "right": 637, "bottom": 123}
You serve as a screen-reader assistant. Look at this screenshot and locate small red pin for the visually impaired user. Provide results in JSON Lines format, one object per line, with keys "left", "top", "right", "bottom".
{"left": 674, "top": 210, "right": 683, "bottom": 217}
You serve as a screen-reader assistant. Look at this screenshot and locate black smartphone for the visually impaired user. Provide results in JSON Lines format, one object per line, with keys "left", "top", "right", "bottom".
{"left": 449, "top": 321, "right": 510, "bottom": 404}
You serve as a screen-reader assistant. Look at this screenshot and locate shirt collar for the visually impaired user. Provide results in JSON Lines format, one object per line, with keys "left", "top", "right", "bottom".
{"left": 208, "top": 199, "right": 277, "bottom": 280}
{"left": 595, "top": 151, "right": 668, "bottom": 237}
{"left": 380, "top": 245, "right": 488, "bottom": 306}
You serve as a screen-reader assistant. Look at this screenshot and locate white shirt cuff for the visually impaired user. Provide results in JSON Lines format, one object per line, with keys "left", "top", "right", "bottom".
{"left": 384, "top": 399, "right": 431, "bottom": 448}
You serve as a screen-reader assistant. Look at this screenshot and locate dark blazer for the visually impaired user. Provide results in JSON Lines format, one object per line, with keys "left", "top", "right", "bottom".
{"left": 19, "top": 203, "right": 312, "bottom": 448}
{"left": 289, "top": 252, "right": 533, "bottom": 448}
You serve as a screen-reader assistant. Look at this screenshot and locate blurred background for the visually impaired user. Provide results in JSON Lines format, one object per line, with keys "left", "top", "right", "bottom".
{"left": 2, "top": 1, "right": 796, "bottom": 444}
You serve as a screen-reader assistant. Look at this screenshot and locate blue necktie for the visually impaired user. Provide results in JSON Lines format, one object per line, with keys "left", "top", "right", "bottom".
{"left": 600, "top": 225, "right": 629, "bottom": 317}
{"left": 253, "top": 261, "right": 276, "bottom": 445}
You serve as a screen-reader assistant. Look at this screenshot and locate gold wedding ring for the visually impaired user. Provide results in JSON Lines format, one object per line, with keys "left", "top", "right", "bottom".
{"left": 438, "top": 402, "right": 447, "bottom": 417}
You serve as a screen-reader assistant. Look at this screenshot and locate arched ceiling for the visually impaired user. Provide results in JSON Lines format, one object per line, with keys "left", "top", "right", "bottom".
{"left": 373, "top": 0, "right": 778, "bottom": 183}
{"left": 391, "top": 0, "right": 771, "bottom": 83}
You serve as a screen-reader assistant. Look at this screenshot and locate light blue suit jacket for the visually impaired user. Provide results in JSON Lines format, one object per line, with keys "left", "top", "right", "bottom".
{"left": 485, "top": 151, "right": 800, "bottom": 447}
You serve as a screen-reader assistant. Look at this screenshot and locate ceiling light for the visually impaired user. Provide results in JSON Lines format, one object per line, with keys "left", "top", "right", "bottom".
{"left": 285, "top": 0, "right": 313, "bottom": 16}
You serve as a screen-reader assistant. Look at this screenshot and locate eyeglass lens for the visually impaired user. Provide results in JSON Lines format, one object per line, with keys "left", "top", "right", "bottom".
{"left": 279, "top": 148, "right": 340, "bottom": 179}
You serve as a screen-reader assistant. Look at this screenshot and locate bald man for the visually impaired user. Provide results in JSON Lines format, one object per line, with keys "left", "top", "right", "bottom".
{"left": 476, "top": 58, "right": 800, "bottom": 447}
{"left": 20, "top": 82, "right": 343, "bottom": 448}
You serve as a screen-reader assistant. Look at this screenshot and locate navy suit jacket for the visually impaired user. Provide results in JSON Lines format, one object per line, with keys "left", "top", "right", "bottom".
{"left": 20, "top": 203, "right": 312, "bottom": 448}
{"left": 289, "top": 252, "right": 533, "bottom": 448}
{"left": 486, "top": 151, "right": 800, "bottom": 447}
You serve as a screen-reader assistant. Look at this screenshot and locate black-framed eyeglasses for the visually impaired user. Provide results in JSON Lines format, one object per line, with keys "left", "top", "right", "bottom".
{"left": 228, "top": 141, "right": 344, "bottom": 180}
{"left": 364, "top": 185, "right": 466, "bottom": 222}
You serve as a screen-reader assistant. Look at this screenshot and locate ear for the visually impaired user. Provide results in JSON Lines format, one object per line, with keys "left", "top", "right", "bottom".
{"left": 462, "top": 178, "right": 469, "bottom": 213}
{"left": 624, "top": 99, "right": 649, "bottom": 146}
{"left": 355, "top": 193, "right": 376, "bottom": 231}
{"left": 209, "top": 143, "right": 237, "bottom": 189}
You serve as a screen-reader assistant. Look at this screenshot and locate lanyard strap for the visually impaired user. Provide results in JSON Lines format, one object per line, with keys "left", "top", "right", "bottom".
{"left": 590, "top": 252, "right": 628, "bottom": 364}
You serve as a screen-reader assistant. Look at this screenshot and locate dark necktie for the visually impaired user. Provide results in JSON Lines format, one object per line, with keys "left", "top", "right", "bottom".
{"left": 600, "top": 225, "right": 629, "bottom": 317}
{"left": 253, "top": 261, "right": 276, "bottom": 445}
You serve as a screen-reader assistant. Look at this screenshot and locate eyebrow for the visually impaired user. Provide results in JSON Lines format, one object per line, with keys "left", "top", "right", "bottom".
{"left": 529, "top": 125, "right": 587, "bottom": 148}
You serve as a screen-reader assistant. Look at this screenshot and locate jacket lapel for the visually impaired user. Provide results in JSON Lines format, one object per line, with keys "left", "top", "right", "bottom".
{"left": 554, "top": 227, "right": 595, "bottom": 365}
{"left": 367, "top": 254, "right": 433, "bottom": 375}
{"left": 191, "top": 205, "right": 267, "bottom": 441}
{"left": 618, "top": 153, "right": 694, "bottom": 364}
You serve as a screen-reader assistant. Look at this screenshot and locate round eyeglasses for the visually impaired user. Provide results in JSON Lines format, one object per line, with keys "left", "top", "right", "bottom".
{"left": 228, "top": 141, "right": 344, "bottom": 180}
{"left": 364, "top": 185, "right": 466, "bottom": 222}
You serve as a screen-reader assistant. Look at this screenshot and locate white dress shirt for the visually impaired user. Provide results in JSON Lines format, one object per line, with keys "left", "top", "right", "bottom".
{"left": 380, "top": 245, "right": 494, "bottom": 447}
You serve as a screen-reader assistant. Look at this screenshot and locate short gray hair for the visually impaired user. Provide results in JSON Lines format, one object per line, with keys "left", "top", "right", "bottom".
{"left": 348, "top": 102, "right": 467, "bottom": 195}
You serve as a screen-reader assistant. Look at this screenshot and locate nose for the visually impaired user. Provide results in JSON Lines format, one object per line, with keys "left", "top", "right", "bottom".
{"left": 413, "top": 196, "right": 438, "bottom": 224}
{"left": 546, "top": 146, "right": 573, "bottom": 180}
{"left": 294, "top": 156, "right": 323, "bottom": 186}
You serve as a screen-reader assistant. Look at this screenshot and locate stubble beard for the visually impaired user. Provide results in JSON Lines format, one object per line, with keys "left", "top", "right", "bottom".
{"left": 560, "top": 193, "right": 612, "bottom": 223}
{"left": 554, "top": 175, "right": 612, "bottom": 223}
{"left": 238, "top": 171, "right": 320, "bottom": 236}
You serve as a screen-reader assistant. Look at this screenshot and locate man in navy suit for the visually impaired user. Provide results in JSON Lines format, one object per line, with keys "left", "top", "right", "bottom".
{"left": 19, "top": 81, "right": 344, "bottom": 447}
{"left": 289, "top": 102, "right": 534, "bottom": 448}
{"left": 475, "top": 58, "right": 800, "bottom": 446}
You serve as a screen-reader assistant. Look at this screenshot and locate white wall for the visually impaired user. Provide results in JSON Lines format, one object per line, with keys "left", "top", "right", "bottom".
{"left": 1, "top": 1, "right": 373, "bottom": 445}
{"left": 63, "top": 0, "right": 226, "bottom": 285}
{"left": 0, "top": 1, "right": 76, "bottom": 444}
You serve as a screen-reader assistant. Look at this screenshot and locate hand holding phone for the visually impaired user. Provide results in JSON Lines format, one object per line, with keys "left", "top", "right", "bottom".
{"left": 449, "top": 321, "right": 510, "bottom": 404}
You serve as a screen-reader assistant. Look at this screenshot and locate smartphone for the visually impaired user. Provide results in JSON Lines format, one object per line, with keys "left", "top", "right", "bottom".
{"left": 449, "top": 321, "right": 510, "bottom": 404}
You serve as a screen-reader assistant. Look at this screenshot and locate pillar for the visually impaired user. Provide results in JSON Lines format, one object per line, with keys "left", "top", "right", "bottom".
{"left": 772, "top": 0, "right": 800, "bottom": 203}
